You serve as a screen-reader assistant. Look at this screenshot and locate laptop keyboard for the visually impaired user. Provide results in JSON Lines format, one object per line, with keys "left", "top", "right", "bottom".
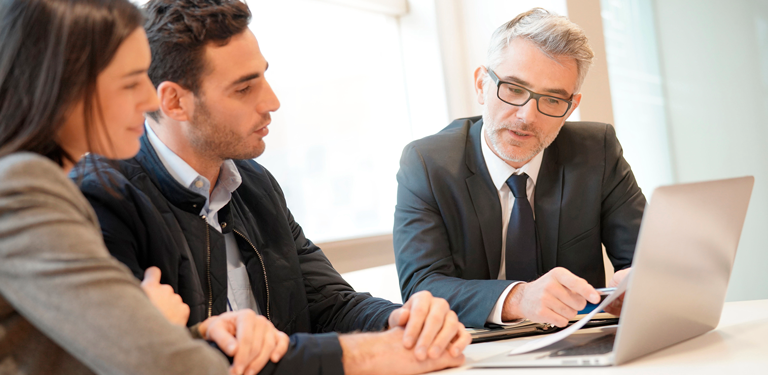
{"left": 548, "top": 333, "right": 616, "bottom": 357}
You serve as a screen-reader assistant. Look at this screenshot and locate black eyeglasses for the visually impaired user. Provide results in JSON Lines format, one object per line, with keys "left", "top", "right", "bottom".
{"left": 487, "top": 67, "right": 574, "bottom": 118}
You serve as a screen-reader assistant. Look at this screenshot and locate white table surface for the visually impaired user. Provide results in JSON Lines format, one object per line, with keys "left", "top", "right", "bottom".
{"left": 433, "top": 299, "right": 768, "bottom": 374}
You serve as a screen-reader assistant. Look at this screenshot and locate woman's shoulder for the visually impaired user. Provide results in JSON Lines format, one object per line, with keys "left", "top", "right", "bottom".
{"left": 0, "top": 152, "right": 94, "bottom": 220}
{"left": 0, "top": 152, "right": 67, "bottom": 183}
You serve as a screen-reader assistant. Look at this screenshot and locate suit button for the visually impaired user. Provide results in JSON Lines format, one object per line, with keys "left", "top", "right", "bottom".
{"left": 221, "top": 222, "right": 227, "bottom": 228}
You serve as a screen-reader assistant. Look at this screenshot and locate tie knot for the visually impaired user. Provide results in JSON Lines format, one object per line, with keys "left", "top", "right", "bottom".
{"left": 505, "top": 173, "right": 528, "bottom": 198}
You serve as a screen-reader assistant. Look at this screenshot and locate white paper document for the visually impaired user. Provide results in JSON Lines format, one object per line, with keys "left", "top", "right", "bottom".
{"left": 508, "top": 274, "right": 630, "bottom": 355}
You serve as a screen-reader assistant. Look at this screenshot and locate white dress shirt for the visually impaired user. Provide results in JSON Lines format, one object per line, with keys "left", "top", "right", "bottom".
{"left": 480, "top": 124, "right": 544, "bottom": 325}
{"left": 145, "top": 123, "right": 260, "bottom": 314}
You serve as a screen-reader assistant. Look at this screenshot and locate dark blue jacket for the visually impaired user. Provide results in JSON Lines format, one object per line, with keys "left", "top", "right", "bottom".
{"left": 75, "top": 135, "right": 399, "bottom": 374}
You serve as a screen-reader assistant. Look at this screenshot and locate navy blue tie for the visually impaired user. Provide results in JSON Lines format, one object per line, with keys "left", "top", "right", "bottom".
{"left": 505, "top": 173, "right": 538, "bottom": 281}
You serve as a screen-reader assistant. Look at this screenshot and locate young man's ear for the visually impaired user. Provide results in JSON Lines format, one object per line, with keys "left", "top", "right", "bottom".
{"left": 474, "top": 66, "right": 488, "bottom": 105}
{"left": 156, "top": 82, "right": 193, "bottom": 122}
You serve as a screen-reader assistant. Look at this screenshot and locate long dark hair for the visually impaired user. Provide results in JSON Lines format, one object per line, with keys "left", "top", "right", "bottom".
{"left": 0, "top": 0, "right": 143, "bottom": 166}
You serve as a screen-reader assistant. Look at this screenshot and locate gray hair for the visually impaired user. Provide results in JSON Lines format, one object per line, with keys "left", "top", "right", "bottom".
{"left": 484, "top": 8, "right": 594, "bottom": 93}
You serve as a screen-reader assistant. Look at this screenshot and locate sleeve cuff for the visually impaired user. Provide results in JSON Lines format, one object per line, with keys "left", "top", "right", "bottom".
{"left": 188, "top": 322, "right": 204, "bottom": 340}
{"left": 285, "top": 332, "right": 344, "bottom": 375}
{"left": 486, "top": 282, "right": 524, "bottom": 325}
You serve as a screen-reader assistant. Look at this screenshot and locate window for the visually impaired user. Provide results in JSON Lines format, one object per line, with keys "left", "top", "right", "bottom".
{"left": 600, "top": 0, "right": 673, "bottom": 194}
{"left": 248, "top": 0, "right": 413, "bottom": 242}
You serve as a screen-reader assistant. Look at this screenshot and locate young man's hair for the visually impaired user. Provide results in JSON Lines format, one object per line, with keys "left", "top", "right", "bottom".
{"left": 143, "top": 0, "right": 251, "bottom": 121}
{"left": 484, "top": 8, "right": 594, "bottom": 93}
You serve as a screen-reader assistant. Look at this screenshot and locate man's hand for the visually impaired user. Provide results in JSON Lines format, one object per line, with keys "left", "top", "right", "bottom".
{"left": 387, "top": 291, "right": 471, "bottom": 361}
{"left": 339, "top": 327, "right": 465, "bottom": 375}
{"left": 141, "top": 266, "right": 190, "bottom": 326}
{"left": 199, "top": 310, "right": 290, "bottom": 375}
{"left": 502, "top": 267, "right": 600, "bottom": 327}
{"left": 604, "top": 268, "right": 630, "bottom": 316}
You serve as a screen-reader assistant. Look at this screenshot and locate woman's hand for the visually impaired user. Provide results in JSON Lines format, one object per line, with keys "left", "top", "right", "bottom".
{"left": 140, "top": 266, "right": 190, "bottom": 326}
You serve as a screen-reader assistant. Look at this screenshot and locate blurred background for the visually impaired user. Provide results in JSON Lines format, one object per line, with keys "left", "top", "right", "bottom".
{"left": 134, "top": 0, "right": 768, "bottom": 304}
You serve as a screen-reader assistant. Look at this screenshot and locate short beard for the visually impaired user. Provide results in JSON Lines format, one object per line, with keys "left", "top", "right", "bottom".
{"left": 188, "top": 97, "right": 267, "bottom": 162}
{"left": 481, "top": 104, "right": 560, "bottom": 165}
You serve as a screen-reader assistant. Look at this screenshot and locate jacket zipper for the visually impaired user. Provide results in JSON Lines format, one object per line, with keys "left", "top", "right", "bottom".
{"left": 233, "top": 229, "right": 271, "bottom": 322}
{"left": 201, "top": 215, "right": 213, "bottom": 318}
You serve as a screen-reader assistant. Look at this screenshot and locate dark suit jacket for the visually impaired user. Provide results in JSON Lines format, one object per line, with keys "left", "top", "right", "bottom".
{"left": 394, "top": 116, "right": 646, "bottom": 327}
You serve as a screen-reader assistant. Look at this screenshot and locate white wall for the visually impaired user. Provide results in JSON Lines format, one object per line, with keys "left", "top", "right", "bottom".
{"left": 652, "top": 0, "right": 768, "bottom": 301}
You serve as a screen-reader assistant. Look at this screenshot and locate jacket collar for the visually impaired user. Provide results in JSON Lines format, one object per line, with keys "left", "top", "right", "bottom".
{"left": 464, "top": 118, "right": 505, "bottom": 277}
{"left": 534, "top": 135, "right": 562, "bottom": 273}
{"left": 135, "top": 134, "right": 207, "bottom": 214}
{"left": 465, "top": 118, "right": 488, "bottom": 175}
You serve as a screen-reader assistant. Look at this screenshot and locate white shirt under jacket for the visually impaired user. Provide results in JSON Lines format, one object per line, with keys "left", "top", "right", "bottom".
{"left": 145, "top": 123, "right": 260, "bottom": 314}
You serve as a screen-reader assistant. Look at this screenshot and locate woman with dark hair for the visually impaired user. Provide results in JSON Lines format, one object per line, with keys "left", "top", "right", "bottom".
{"left": 0, "top": 0, "right": 286, "bottom": 374}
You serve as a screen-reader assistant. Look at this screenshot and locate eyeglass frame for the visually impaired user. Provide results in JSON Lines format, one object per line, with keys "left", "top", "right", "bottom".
{"left": 486, "top": 67, "right": 574, "bottom": 118}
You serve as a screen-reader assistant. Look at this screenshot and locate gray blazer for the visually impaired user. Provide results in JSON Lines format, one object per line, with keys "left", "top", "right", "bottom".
{"left": 394, "top": 117, "right": 646, "bottom": 327}
{"left": 0, "top": 153, "right": 228, "bottom": 375}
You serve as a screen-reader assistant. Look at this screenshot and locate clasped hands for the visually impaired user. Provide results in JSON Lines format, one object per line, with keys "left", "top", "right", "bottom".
{"left": 141, "top": 267, "right": 287, "bottom": 375}
{"left": 338, "top": 290, "right": 471, "bottom": 375}
{"left": 141, "top": 267, "right": 471, "bottom": 375}
{"left": 502, "top": 266, "right": 630, "bottom": 327}
{"left": 388, "top": 290, "right": 472, "bottom": 360}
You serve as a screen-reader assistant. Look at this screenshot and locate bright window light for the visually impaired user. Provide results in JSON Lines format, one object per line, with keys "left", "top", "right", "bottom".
{"left": 248, "top": 0, "right": 412, "bottom": 242}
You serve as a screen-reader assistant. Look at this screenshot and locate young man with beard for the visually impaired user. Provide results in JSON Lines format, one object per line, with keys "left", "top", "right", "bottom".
{"left": 75, "top": 0, "right": 470, "bottom": 374}
{"left": 394, "top": 8, "right": 645, "bottom": 329}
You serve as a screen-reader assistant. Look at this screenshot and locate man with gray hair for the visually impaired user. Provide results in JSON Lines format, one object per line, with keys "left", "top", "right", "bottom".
{"left": 394, "top": 8, "right": 645, "bottom": 328}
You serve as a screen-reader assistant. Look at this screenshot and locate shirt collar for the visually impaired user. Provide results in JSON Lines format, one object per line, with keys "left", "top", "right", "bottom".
{"left": 144, "top": 122, "right": 242, "bottom": 197}
{"left": 480, "top": 122, "right": 544, "bottom": 192}
{"left": 217, "top": 160, "right": 242, "bottom": 194}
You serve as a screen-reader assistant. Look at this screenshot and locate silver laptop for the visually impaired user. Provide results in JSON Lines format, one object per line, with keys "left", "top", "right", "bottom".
{"left": 475, "top": 176, "right": 754, "bottom": 367}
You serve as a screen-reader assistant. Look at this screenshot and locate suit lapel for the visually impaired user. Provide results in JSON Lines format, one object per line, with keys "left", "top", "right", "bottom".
{"left": 465, "top": 120, "right": 503, "bottom": 278}
{"left": 534, "top": 142, "right": 563, "bottom": 273}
